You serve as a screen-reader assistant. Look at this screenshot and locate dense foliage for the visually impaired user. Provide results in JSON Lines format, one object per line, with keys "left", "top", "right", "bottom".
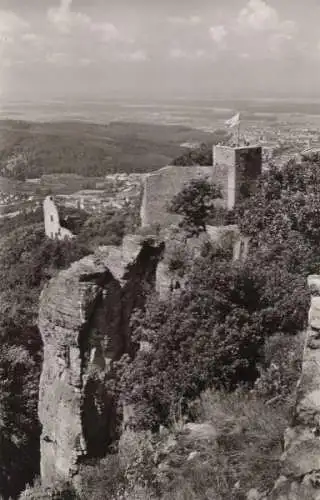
{"left": 77, "top": 204, "right": 141, "bottom": 249}
{"left": 120, "top": 157, "right": 320, "bottom": 431}
{"left": 0, "top": 225, "right": 91, "bottom": 499}
{"left": 172, "top": 131, "right": 230, "bottom": 166}
{"left": 0, "top": 120, "right": 216, "bottom": 180}
{"left": 2, "top": 149, "right": 320, "bottom": 498}
{"left": 168, "top": 178, "right": 223, "bottom": 236}
{"left": 237, "top": 159, "right": 320, "bottom": 244}
{"left": 0, "top": 196, "right": 144, "bottom": 498}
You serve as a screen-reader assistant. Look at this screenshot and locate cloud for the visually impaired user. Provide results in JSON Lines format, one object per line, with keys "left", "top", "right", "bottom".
{"left": 0, "top": 10, "right": 29, "bottom": 39}
{"left": 168, "top": 15, "right": 201, "bottom": 26}
{"left": 234, "top": 0, "right": 298, "bottom": 59}
{"left": 46, "top": 51, "right": 69, "bottom": 65}
{"left": 237, "top": 0, "right": 296, "bottom": 34}
{"left": 238, "top": 0, "right": 278, "bottom": 31}
{"left": 268, "top": 32, "right": 292, "bottom": 52}
{"left": 48, "top": 0, "right": 120, "bottom": 42}
{"left": 115, "top": 49, "right": 149, "bottom": 62}
{"left": 21, "top": 33, "right": 44, "bottom": 46}
{"left": 169, "top": 48, "right": 208, "bottom": 60}
{"left": 169, "top": 48, "right": 186, "bottom": 59}
{"left": 127, "top": 50, "right": 148, "bottom": 62}
{"left": 209, "top": 25, "right": 227, "bottom": 44}
{"left": 45, "top": 51, "right": 96, "bottom": 67}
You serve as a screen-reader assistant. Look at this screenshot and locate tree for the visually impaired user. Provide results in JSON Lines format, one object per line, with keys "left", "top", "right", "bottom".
{"left": 120, "top": 158, "right": 320, "bottom": 432}
{"left": 0, "top": 225, "right": 91, "bottom": 498}
{"left": 236, "top": 159, "right": 320, "bottom": 243}
{"left": 168, "top": 178, "right": 223, "bottom": 237}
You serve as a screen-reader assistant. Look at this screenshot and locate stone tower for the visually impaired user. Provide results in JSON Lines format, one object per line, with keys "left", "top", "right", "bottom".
{"left": 213, "top": 145, "right": 262, "bottom": 210}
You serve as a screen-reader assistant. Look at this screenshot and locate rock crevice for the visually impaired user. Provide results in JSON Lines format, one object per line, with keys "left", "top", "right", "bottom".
{"left": 38, "top": 236, "right": 165, "bottom": 486}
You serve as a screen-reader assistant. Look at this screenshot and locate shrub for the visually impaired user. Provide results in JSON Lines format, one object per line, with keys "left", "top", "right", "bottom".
{"left": 77, "top": 455, "right": 125, "bottom": 500}
{"left": 20, "top": 478, "right": 77, "bottom": 499}
{"left": 253, "top": 333, "right": 304, "bottom": 401}
{"left": 0, "top": 225, "right": 91, "bottom": 499}
{"left": 120, "top": 229, "right": 309, "bottom": 432}
{"left": 168, "top": 178, "right": 222, "bottom": 237}
{"left": 160, "top": 390, "right": 290, "bottom": 500}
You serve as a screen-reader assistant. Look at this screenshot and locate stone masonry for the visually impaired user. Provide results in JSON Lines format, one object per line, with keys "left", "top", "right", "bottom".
{"left": 269, "top": 275, "right": 320, "bottom": 499}
{"left": 43, "top": 195, "right": 74, "bottom": 240}
{"left": 140, "top": 145, "right": 262, "bottom": 227}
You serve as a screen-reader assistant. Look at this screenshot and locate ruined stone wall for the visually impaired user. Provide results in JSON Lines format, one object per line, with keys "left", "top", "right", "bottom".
{"left": 38, "top": 238, "right": 165, "bottom": 487}
{"left": 43, "top": 196, "right": 61, "bottom": 239}
{"left": 43, "top": 195, "right": 74, "bottom": 240}
{"left": 213, "top": 146, "right": 235, "bottom": 209}
{"left": 269, "top": 275, "right": 320, "bottom": 499}
{"left": 140, "top": 165, "right": 213, "bottom": 227}
{"left": 140, "top": 146, "right": 262, "bottom": 228}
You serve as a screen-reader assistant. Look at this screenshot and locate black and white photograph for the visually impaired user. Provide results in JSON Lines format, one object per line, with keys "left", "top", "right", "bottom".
{"left": 0, "top": 1, "right": 319, "bottom": 499}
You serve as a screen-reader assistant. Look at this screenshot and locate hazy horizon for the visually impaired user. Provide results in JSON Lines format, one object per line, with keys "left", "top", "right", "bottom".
{"left": 0, "top": 0, "right": 320, "bottom": 103}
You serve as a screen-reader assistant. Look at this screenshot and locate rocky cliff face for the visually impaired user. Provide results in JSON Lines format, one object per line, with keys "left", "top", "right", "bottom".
{"left": 269, "top": 275, "right": 320, "bottom": 499}
{"left": 38, "top": 236, "right": 165, "bottom": 487}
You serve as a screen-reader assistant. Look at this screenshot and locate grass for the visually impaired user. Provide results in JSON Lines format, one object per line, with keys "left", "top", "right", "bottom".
{"left": 156, "top": 390, "right": 290, "bottom": 499}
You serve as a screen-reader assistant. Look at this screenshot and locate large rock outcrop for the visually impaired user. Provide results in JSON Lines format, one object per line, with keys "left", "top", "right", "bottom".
{"left": 269, "top": 275, "right": 320, "bottom": 499}
{"left": 38, "top": 235, "right": 165, "bottom": 487}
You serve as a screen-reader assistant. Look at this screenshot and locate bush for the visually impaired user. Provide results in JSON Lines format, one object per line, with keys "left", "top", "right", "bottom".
{"left": 77, "top": 210, "right": 128, "bottom": 248}
{"left": 168, "top": 178, "right": 222, "bottom": 237}
{"left": 0, "top": 225, "right": 91, "bottom": 499}
{"left": 20, "top": 478, "right": 77, "bottom": 499}
{"left": 253, "top": 333, "right": 304, "bottom": 401}
{"left": 77, "top": 455, "right": 125, "bottom": 500}
{"left": 160, "top": 390, "right": 289, "bottom": 500}
{"left": 120, "top": 225, "right": 310, "bottom": 431}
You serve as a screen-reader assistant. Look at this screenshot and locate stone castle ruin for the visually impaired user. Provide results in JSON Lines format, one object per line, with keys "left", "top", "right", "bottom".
{"left": 35, "top": 137, "right": 320, "bottom": 498}
{"left": 42, "top": 143, "right": 262, "bottom": 241}
{"left": 43, "top": 196, "right": 74, "bottom": 240}
{"left": 141, "top": 144, "right": 262, "bottom": 227}
{"left": 41, "top": 137, "right": 320, "bottom": 499}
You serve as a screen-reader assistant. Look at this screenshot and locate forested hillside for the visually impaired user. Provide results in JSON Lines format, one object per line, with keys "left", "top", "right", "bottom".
{"left": 0, "top": 120, "right": 227, "bottom": 180}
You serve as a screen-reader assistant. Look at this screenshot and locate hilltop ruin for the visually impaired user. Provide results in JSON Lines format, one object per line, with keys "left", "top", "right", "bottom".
{"left": 141, "top": 144, "right": 262, "bottom": 227}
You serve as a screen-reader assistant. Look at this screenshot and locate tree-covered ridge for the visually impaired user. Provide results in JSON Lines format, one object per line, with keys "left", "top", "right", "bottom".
{"left": 172, "top": 130, "right": 230, "bottom": 166}
{"left": 0, "top": 120, "right": 218, "bottom": 180}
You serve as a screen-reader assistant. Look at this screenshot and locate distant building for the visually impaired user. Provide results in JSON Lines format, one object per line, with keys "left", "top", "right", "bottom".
{"left": 43, "top": 196, "right": 74, "bottom": 240}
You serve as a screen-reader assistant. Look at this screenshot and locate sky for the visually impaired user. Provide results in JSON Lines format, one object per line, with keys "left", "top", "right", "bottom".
{"left": 0, "top": 0, "right": 319, "bottom": 101}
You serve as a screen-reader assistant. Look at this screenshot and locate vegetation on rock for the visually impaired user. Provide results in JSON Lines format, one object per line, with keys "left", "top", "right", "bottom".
{"left": 3, "top": 152, "right": 320, "bottom": 499}
{"left": 168, "top": 178, "right": 223, "bottom": 236}
{"left": 0, "top": 221, "right": 92, "bottom": 499}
